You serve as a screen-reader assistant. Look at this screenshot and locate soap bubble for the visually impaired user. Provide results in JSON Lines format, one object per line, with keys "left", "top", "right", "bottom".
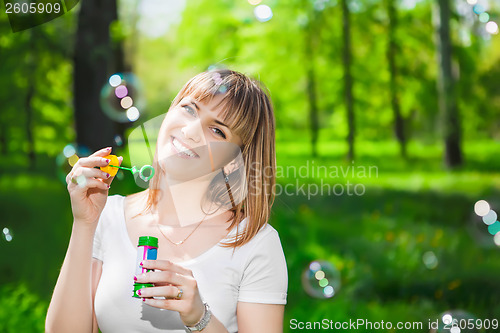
{"left": 430, "top": 310, "right": 479, "bottom": 333}
{"left": 2, "top": 227, "right": 13, "bottom": 242}
{"left": 100, "top": 73, "right": 145, "bottom": 123}
{"left": 482, "top": 210, "right": 497, "bottom": 225}
{"left": 302, "top": 260, "right": 341, "bottom": 299}
{"left": 474, "top": 200, "right": 490, "bottom": 216}
{"left": 56, "top": 144, "right": 91, "bottom": 184}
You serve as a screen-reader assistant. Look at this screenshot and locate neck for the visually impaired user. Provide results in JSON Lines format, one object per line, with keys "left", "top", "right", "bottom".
{"left": 154, "top": 170, "right": 220, "bottom": 227}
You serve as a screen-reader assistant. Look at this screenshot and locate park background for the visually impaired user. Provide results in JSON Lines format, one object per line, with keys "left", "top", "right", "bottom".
{"left": 1, "top": 0, "right": 500, "bottom": 332}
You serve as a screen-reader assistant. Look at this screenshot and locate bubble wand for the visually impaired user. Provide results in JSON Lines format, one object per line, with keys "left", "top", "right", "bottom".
{"left": 101, "top": 154, "right": 155, "bottom": 182}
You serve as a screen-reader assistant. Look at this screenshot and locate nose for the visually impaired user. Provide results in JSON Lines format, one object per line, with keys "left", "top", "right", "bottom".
{"left": 181, "top": 119, "right": 203, "bottom": 143}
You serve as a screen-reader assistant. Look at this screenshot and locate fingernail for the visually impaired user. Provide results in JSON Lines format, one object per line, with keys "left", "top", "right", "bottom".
{"left": 137, "top": 289, "right": 142, "bottom": 296}
{"left": 139, "top": 261, "right": 144, "bottom": 266}
{"left": 106, "top": 147, "right": 111, "bottom": 151}
{"left": 134, "top": 275, "right": 137, "bottom": 281}
{"left": 106, "top": 159, "right": 110, "bottom": 163}
{"left": 106, "top": 173, "right": 110, "bottom": 178}
{"left": 106, "top": 184, "right": 110, "bottom": 189}
{"left": 142, "top": 297, "right": 145, "bottom": 302}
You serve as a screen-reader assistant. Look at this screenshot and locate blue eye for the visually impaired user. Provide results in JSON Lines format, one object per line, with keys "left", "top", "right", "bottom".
{"left": 182, "top": 105, "right": 197, "bottom": 117}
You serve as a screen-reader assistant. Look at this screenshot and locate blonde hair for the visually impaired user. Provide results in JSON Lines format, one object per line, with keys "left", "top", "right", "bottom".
{"left": 145, "top": 69, "right": 276, "bottom": 248}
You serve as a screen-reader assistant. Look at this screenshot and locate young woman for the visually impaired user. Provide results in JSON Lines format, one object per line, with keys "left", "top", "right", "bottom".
{"left": 46, "top": 69, "right": 288, "bottom": 333}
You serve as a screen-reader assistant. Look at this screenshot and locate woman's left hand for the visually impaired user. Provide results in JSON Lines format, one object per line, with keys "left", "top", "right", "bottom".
{"left": 135, "top": 260, "right": 205, "bottom": 327}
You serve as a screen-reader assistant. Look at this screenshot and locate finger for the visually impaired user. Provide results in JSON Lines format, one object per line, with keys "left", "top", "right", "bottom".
{"left": 140, "top": 260, "right": 193, "bottom": 277}
{"left": 77, "top": 156, "right": 112, "bottom": 168}
{"left": 137, "top": 285, "right": 180, "bottom": 299}
{"left": 89, "top": 147, "right": 112, "bottom": 158}
{"left": 136, "top": 270, "right": 189, "bottom": 286}
{"left": 142, "top": 298, "right": 181, "bottom": 311}
{"left": 70, "top": 177, "right": 110, "bottom": 191}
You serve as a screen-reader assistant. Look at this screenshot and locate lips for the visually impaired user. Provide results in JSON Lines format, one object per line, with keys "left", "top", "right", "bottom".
{"left": 171, "top": 136, "right": 200, "bottom": 158}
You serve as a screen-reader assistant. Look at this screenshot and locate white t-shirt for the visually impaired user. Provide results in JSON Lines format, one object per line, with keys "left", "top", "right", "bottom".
{"left": 93, "top": 195, "right": 288, "bottom": 333}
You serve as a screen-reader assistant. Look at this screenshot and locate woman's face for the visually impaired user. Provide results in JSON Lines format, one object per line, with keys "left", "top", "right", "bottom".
{"left": 157, "top": 94, "right": 243, "bottom": 181}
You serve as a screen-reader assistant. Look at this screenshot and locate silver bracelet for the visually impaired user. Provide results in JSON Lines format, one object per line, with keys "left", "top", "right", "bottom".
{"left": 184, "top": 302, "right": 212, "bottom": 332}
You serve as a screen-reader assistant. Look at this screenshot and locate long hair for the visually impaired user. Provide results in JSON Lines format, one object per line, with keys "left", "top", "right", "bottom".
{"left": 144, "top": 68, "right": 276, "bottom": 248}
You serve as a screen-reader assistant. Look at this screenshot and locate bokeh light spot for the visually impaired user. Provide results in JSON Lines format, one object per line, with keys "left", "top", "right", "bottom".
{"left": 487, "top": 221, "right": 500, "bottom": 236}
{"left": 442, "top": 314, "right": 452, "bottom": 325}
{"left": 494, "top": 233, "right": 500, "bottom": 246}
{"left": 422, "top": 251, "right": 438, "bottom": 269}
{"left": 68, "top": 154, "right": 79, "bottom": 167}
{"left": 323, "top": 286, "right": 334, "bottom": 297}
{"left": 473, "top": 4, "right": 485, "bottom": 15}
{"left": 127, "top": 107, "right": 140, "bottom": 122}
{"left": 120, "top": 96, "right": 134, "bottom": 109}
{"left": 254, "top": 5, "right": 273, "bottom": 22}
{"left": 114, "top": 135, "right": 123, "bottom": 146}
{"left": 486, "top": 21, "right": 499, "bottom": 35}
{"left": 314, "top": 270, "right": 325, "bottom": 280}
{"left": 450, "top": 326, "right": 461, "bottom": 333}
{"left": 2, "top": 227, "right": 13, "bottom": 242}
{"left": 63, "top": 144, "right": 76, "bottom": 158}
{"left": 466, "top": 0, "right": 478, "bottom": 5}
{"left": 482, "top": 210, "right": 497, "bottom": 225}
{"left": 479, "top": 12, "right": 489, "bottom": 23}
{"left": 109, "top": 74, "right": 122, "bottom": 87}
{"left": 248, "top": 0, "right": 261, "bottom": 5}
{"left": 474, "top": 200, "right": 490, "bottom": 216}
{"left": 319, "top": 278, "right": 329, "bottom": 287}
{"left": 115, "top": 85, "right": 128, "bottom": 99}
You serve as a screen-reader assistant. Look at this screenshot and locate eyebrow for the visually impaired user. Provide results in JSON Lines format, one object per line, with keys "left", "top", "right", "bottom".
{"left": 189, "top": 99, "right": 229, "bottom": 128}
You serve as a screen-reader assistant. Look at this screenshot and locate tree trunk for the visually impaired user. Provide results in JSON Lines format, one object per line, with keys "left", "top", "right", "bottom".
{"left": 341, "top": 0, "right": 355, "bottom": 161}
{"left": 74, "top": 0, "right": 119, "bottom": 153}
{"left": 387, "top": 0, "right": 407, "bottom": 158}
{"left": 304, "top": 19, "right": 319, "bottom": 157}
{"left": 436, "top": 0, "right": 463, "bottom": 167}
{"left": 25, "top": 30, "right": 36, "bottom": 169}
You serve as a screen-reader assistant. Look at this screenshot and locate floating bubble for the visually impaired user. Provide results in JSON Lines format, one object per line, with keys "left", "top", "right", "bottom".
{"left": 100, "top": 73, "right": 145, "bottom": 123}
{"left": 482, "top": 210, "right": 497, "bottom": 225}
{"left": 473, "top": 4, "right": 485, "bottom": 15}
{"left": 486, "top": 21, "right": 499, "bottom": 35}
{"left": 254, "top": 4, "right": 273, "bottom": 22}
{"left": 109, "top": 74, "right": 122, "bottom": 87}
{"left": 302, "top": 260, "right": 341, "bottom": 299}
{"left": 487, "top": 221, "right": 500, "bottom": 236}
{"left": 127, "top": 107, "right": 140, "bottom": 122}
{"left": 56, "top": 144, "right": 91, "bottom": 184}
{"left": 474, "top": 200, "right": 490, "bottom": 216}
{"left": 120, "top": 96, "right": 134, "bottom": 109}
{"left": 430, "top": 310, "right": 479, "bottom": 333}
{"left": 478, "top": 12, "right": 489, "bottom": 23}
{"left": 422, "top": 251, "right": 438, "bottom": 270}
{"left": 2, "top": 227, "right": 13, "bottom": 242}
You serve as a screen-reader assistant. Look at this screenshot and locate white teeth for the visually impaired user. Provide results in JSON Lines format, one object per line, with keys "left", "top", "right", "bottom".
{"left": 172, "top": 138, "right": 196, "bottom": 157}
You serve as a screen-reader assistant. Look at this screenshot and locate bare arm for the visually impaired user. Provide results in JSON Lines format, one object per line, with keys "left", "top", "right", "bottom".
{"left": 45, "top": 222, "right": 98, "bottom": 333}
{"left": 237, "top": 302, "right": 285, "bottom": 333}
{"left": 45, "top": 148, "right": 119, "bottom": 333}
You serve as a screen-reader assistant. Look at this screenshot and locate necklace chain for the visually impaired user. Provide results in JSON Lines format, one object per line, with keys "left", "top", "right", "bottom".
{"left": 156, "top": 216, "right": 207, "bottom": 246}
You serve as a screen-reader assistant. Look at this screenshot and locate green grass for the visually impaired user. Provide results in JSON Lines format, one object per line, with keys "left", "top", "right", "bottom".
{"left": 1, "top": 140, "right": 499, "bottom": 332}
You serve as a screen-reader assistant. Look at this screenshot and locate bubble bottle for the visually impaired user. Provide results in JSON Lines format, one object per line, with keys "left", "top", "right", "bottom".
{"left": 133, "top": 236, "right": 158, "bottom": 298}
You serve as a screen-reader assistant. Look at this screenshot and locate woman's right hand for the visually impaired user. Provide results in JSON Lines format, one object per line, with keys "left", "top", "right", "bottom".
{"left": 66, "top": 147, "right": 122, "bottom": 225}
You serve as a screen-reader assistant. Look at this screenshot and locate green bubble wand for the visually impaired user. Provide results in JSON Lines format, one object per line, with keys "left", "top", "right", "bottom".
{"left": 109, "top": 164, "right": 155, "bottom": 182}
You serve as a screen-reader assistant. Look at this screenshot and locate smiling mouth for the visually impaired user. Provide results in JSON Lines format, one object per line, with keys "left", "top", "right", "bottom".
{"left": 171, "top": 136, "right": 200, "bottom": 158}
